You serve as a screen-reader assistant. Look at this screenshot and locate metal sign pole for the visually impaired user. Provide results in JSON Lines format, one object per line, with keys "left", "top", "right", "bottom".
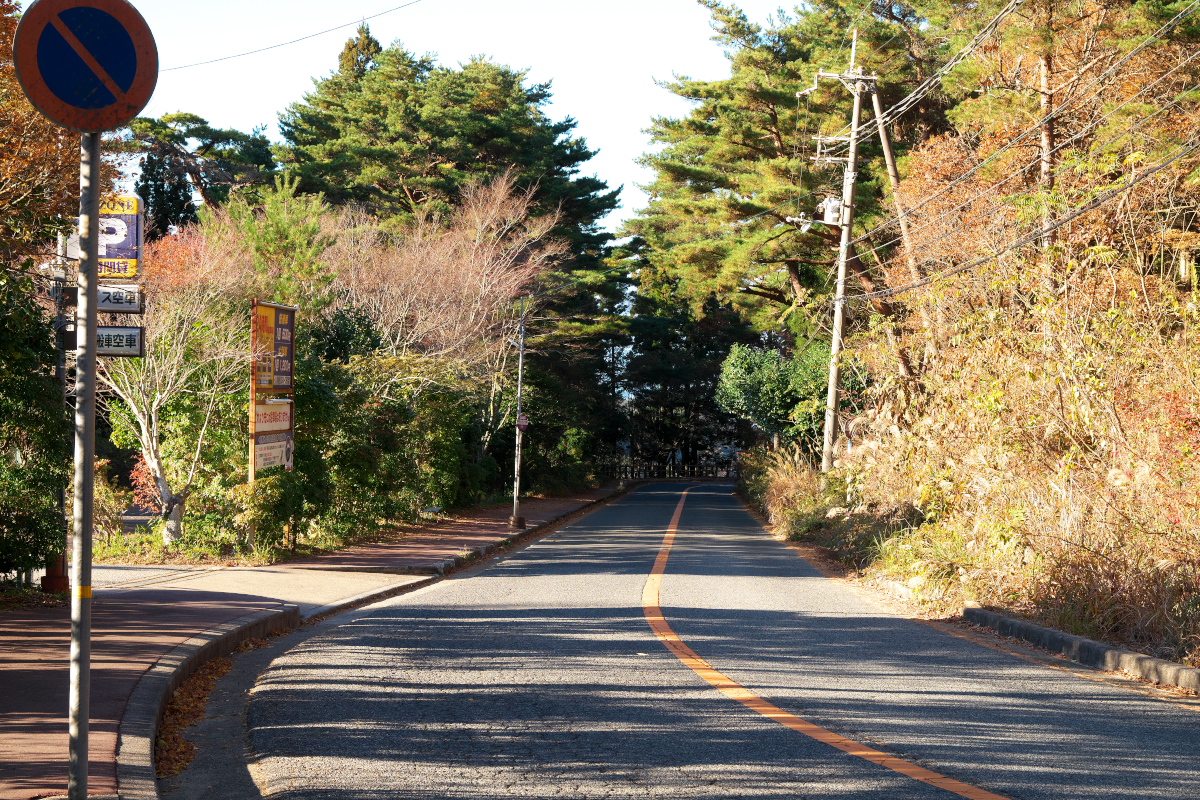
{"left": 510, "top": 297, "right": 527, "bottom": 529}
{"left": 67, "top": 130, "right": 101, "bottom": 800}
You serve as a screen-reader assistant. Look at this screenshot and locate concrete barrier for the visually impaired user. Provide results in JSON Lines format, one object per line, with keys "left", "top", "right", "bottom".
{"left": 115, "top": 604, "right": 300, "bottom": 800}
{"left": 963, "top": 605, "right": 1200, "bottom": 693}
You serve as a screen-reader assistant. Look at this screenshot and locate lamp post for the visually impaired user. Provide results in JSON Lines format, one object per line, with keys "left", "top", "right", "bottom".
{"left": 509, "top": 297, "right": 527, "bottom": 528}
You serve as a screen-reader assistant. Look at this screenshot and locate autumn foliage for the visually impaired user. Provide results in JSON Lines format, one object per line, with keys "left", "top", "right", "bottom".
{"left": 0, "top": 0, "right": 81, "bottom": 266}
{"left": 713, "top": 1, "right": 1200, "bottom": 665}
{"left": 834, "top": 2, "right": 1200, "bottom": 663}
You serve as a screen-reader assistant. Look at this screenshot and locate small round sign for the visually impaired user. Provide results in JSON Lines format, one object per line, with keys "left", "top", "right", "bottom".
{"left": 14, "top": 0, "right": 158, "bottom": 133}
{"left": 516, "top": 413, "right": 530, "bottom": 431}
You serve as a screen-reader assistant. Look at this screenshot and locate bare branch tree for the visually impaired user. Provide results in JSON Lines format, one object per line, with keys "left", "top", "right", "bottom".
{"left": 97, "top": 273, "right": 249, "bottom": 544}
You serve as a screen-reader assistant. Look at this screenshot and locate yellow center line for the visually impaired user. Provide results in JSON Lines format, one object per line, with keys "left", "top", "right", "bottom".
{"left": 641, "top": 488, "right": 1013, "bottom": 800}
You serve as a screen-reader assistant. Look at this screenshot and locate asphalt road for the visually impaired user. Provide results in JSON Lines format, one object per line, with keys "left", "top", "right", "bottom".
{"left": 246, "top": 483, "right": 1200, "bottom": 799}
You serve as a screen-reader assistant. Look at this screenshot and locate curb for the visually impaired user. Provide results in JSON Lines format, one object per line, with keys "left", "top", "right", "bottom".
{"left": 111, "top": 486, "right": 628, "bottom": 799}
{"left": 302, "top": 575, "right": 441, "bottom": 622}
{"left": 115, "top": 604, "right": 300, "bottom": 800}
{"left": 963, "top": 605, "right": 1200, "bottom": 693}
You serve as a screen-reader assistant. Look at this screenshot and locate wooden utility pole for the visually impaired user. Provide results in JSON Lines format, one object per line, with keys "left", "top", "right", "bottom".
{"left": 871, "top": 92, "right": 926, "bottom": 301}
{"left": 811, "top": 33, "right": 875, "bottom": 473}
{"left": 871, "top": 86, "right": 936, "bottom": 359}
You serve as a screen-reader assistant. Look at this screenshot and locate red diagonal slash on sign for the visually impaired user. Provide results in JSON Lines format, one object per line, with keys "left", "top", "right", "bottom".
{"left": 49, "top": 13, "right": 127, "bottom": 103}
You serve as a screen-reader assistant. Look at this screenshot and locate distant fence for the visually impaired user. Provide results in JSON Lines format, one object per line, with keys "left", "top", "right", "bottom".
{"left": 602, "top": 462, "right": 740, "bottom": 481}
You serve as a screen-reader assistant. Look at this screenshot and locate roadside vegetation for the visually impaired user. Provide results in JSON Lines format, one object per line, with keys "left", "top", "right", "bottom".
{"left": 6, "top": 0, "right": 1199, "bottom": 672}
{"left": 631, "top": 1, "right": 1200, "bottom": 666}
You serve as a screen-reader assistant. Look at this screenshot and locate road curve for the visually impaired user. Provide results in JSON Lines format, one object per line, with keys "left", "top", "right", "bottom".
{"left": 247, "top": 483, "right": 1200, "bottom": 799}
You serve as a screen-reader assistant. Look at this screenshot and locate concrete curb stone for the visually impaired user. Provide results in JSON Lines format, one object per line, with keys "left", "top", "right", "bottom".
{"left": 110, "top": 485, "right": 629, "bottom": 799}
{"left": 302, "top": 575, "right": 440, "bottom": 622}
{"left": 963, "top": 605, "right": 1200, "bottom": 692}
{"left": 115, "top": 605, "right": 300, "bottom": 800}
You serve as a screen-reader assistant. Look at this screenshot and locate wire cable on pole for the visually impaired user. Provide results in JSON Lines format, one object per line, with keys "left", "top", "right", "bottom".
{"left": 846, "top": 51, "right": 1200, "bottom": 267}
{"left": 848, "top": 131, "right": 1200, "bottom": 302}
{"left": 162, "top": 0, "right": 432, "bottom": 72}
{"left": 848, "top": 0, "right": 1200, "bottom": 240}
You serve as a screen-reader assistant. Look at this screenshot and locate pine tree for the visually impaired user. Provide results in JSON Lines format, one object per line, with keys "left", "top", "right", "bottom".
{"left": 124, "top": 112, "right": 276, "bottom": 208}
{"left": 134, "top": 151, "right": 198, "bottom": 239}
{"left": 277, "top": 44, "right": 618, "bottom": 270}
{"left": 625, "top": 1, "right": 954, "bottom": 337}
{"left": 338, "top": 23, "right": 382, "bottom": 78}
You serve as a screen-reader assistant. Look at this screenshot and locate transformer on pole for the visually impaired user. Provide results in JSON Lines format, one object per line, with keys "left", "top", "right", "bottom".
{"left": 803, "top": 32, "right": 877, "bottom": 473}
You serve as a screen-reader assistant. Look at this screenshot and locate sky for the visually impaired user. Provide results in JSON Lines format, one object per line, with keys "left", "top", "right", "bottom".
{"left": 118, "top": 0, "right": 798, "bottom": 231}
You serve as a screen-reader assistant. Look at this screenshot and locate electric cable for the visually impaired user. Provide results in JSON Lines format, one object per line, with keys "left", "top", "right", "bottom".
{"left": 817, "top": 0, "right": 1024, "bottom": 154}
{"left": 847, "top": 130, "right": 1200, "bottom": 302}
{"left": 847, "top": 49, "right": 1200, "bottom": 267}
{"left": 162, "top": 0, "right": 431, "bottom": 72}
{"left": 846, "top": 0, "right": 1200, "bottom": 239}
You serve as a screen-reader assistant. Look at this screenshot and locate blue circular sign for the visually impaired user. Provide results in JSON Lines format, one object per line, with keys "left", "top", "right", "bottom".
{"left": 14, "top": 0, "right": 158, "bottom": 133}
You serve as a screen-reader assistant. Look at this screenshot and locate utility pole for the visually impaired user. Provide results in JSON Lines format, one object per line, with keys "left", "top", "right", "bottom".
{"left": 808, "top": 32, "right": 876, "bottom": 473}
{"left": 871, "top": 87, "right": 936, "bottom": 353}
{"left": 509, "top": 297, "right": 527, "bottom": 529}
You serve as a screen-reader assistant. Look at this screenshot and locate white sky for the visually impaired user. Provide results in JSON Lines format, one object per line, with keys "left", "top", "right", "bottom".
{"left": 117, "top": 0, "right": 797, "bottom": 231}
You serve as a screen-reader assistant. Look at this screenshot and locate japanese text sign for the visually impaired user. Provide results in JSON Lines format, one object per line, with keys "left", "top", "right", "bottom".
{"left": 253, "top": 302, "right": 295, "bottom": 392}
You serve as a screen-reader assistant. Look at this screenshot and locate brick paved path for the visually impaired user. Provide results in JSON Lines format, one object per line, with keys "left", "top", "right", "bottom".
{"left": 0, "top": 487, "right": 616, "bottom": 800}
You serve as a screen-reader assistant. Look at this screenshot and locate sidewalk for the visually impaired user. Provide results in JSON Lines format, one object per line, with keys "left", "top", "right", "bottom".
{"left": 0, "top": 486, "right": 619, "bottom": 800}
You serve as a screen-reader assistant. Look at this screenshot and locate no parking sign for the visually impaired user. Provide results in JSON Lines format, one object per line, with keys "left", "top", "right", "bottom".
{"left": 13, "top": 0, "right": 158, "bottom": 133}
{"left": 13, "top": 3, "right": 159, "bottom": 793}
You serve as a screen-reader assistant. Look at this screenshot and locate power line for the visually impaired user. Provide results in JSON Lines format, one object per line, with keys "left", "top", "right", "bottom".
{"left": 849, "top": 49, "right": 1200, "bottom": 267}
{"left": 849, "top": 131, "right": 1200, "bottom": 302}
{"left": 162, "top": 0, "right": 431, "bottom": 72}
{"left": 850, "top": 0, "right": 1200, "bottom": 243}
{"left": 653, "top": 1, "right": 1200, "bottom": 307}
{"left": 815, "top": 0, "right": 1023, "bottom": 157}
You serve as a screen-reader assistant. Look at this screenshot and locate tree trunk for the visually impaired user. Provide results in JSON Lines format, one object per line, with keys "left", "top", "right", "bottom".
{"left": 1039, "top": 16, "right": 1056, "bottom": 263}
{"left": 162, "top": 495, "right": 185, "bottom": 545}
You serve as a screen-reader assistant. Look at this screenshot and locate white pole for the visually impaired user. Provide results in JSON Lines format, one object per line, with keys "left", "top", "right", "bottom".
{"left": 821, "top": 61, "right": 866, "bottom": 473}
{"left": 68, "top": 131, "right": 101, "bottom": 800}
{"left": 510, "top": 297, "right": 527, "bottom": 528}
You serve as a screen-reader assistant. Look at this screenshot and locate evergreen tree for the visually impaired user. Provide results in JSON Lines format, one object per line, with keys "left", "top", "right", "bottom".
{"left": 625, "top": 1, "right": 955, "bottom": 336}
{"left": 623, "top": 267, "right": 757, "bottom": 464}
{"left": 279, "top": 32, "right": 625, "bottom": 488}
{"left": 0, "top": 271, "right": 70, "bottom": 574}
{"left": 134, "top": 150, "right": 197, "bottom": 239}
{"left": 124, "top": 112, "right": 276, "bottom": 208}
{"left": 339, "top": 23, "right": 382, "bottom": 78}
{"left": 277, "top": 42, "right": 618, "bottom": 271}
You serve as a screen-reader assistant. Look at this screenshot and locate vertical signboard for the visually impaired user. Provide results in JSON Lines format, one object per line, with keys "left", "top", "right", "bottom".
{"left": 64, "top": 195, "right": 145, "bottom": 279}
{"left": 96, "top": 195, "right": 142, "bottom": 278}
{"left": 249, "top": 300, "right": 297, "bottom": 479}
{"left": 253, "top": 302, "right": 295, "bottom": 392}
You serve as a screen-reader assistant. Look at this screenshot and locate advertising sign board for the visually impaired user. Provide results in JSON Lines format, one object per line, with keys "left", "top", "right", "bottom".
{"left": 53, "top": 284, "right": 143, "bottom": 313}
{"left": 254, "top": 403, "right": 293, "bottom": 433}
{"left": 99, "top": 283, "right": 142, "bottom": 312}
{"left": 254, "top": 432, "right": 294, "bottom": 471}
{"left": 253, "top": 302, "right": 296, "bottom": 392}
{"left": 64, "top": 196, "right": 144, "bottom": 278}
{"left": 97, "top": 195, "right": 142, "bottom": 278}
{"left": 95, "top": 325, "right": 143, "bottom": 357}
